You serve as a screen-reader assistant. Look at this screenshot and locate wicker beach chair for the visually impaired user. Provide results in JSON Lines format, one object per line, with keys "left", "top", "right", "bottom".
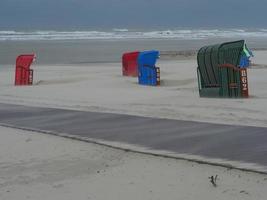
{"left": 197, "top": 40, "right": 249, "bottom": 98}
{"left": 122, "top": 51, "right": 139, "bottom": 77}
{"left": 138, "top": 50, "right": 160, "bottom": 86}
{"left": 15, "top": 54, "right": 35, "bottom": 85}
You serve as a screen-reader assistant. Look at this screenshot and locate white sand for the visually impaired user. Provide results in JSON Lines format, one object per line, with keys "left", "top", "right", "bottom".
{"left": 0, "top": 51, "right": 267, "bottom": 199}
{"left": 0, "top": 126, "right": 266, "bottom": 200}
{"left": 0, "top": 51, "right": 267, "bottom": 127}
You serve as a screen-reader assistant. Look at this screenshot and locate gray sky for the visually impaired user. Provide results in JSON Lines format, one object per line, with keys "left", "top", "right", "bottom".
{"left": 0, "top": 0, "right": 266, "bottom": 29}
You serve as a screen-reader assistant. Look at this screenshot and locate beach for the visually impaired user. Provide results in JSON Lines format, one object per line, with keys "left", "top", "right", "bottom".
{"left": 1, "top": 0, "right": 267, "bottom": 197}
{"left": 0, "top": 41, "right": 267, "bottom": 199}
{"left": 0, "top": 126, "right": 267, "bottom": 200}
{"left": 0, "top": 50, "right": 267, "bottom": 127}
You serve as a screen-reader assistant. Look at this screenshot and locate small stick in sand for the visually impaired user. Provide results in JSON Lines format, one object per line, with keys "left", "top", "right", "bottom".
{"left": 209, "top": 175, "right": 218, "bottom": 187}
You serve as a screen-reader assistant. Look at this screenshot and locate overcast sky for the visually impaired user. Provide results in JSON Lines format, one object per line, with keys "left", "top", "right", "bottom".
{"left": 0, "top": 0, "right": 266, "bottom": 29}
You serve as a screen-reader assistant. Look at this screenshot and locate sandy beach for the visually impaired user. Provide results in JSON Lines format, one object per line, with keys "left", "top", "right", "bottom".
{"left": 0, "top": 51, "right": 267, "bottom": 127}
{"left": 0, "top": 50, "right": 267, "bottom": 199}
{"left": 1, "top": 0, "right": 267, "bottom": 198}
{"left": 0, "top": 126, "right": 266, "bottom": 200}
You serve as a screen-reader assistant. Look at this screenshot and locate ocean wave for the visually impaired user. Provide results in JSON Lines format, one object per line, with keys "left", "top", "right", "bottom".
{"left": 112, "top": 28, "right": 129, "bottom": 32}
{"left": 1, "top": 29, "right": 267, "bottom": 41}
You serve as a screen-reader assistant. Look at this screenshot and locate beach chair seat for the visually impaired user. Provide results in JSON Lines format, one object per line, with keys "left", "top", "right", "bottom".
{"left": 15, "top": 54, "right": 35, "bottom": 86}
{"left": 138, "top": 50, "right": 160, "bottom": 86}
{"left": 122, "top": 51, "right": 139, "bottom": 77}
{"left": 197, "top": 40, "right": 250, "bottom": 98}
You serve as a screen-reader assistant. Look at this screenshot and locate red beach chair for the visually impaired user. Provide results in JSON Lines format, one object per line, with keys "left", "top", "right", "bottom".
{"left": 122, "top": 51, "right": 139, "bottom": 77}
{"left": 15, "top": 54, "right": 36, "bottom": 85}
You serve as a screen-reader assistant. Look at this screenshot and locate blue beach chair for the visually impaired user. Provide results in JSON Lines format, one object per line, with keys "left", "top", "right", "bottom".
{"left": 138, "top": 50, "right": 160, "bottom": 86}
{"left": 239, "top": 44, "right": 253, "bottom": 68}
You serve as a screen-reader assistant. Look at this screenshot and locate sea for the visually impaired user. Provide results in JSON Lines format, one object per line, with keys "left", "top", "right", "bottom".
{"left": 1, "top": 28, "right": 267, "bottom": 65}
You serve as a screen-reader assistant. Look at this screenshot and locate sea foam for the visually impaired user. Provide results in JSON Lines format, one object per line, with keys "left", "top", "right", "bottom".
{"left": 0, "top": 29, "right": 267, "bottom": 41}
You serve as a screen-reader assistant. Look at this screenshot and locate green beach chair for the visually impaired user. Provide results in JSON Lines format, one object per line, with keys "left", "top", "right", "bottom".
{"left": 197, "top": 40, "right": 249, "bottom": 98}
